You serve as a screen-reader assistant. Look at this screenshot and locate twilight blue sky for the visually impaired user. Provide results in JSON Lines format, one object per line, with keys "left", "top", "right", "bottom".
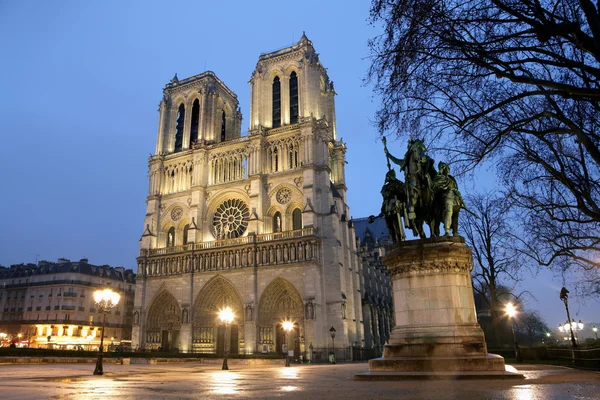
{"left": 0, "top": 1, "right": 596, "bottom": 333}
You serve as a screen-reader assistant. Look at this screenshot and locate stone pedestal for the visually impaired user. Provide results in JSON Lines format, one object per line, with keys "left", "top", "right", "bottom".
{"left": 355, "top": 237, "right": 522, "bottom": 380}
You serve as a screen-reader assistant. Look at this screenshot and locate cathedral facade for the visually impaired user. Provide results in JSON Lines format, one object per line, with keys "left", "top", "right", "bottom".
{"left": 132, "top": 34, "right": 363, "bottom": 355}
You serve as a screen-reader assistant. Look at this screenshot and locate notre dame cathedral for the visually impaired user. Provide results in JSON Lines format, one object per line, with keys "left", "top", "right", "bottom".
{"left": 131, "top": 34, "right": 364, "bottom": 355}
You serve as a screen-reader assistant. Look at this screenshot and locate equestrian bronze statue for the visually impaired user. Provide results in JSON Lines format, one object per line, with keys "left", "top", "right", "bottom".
{"left": 369, "top": 137, "right": 474, "bottom": 242}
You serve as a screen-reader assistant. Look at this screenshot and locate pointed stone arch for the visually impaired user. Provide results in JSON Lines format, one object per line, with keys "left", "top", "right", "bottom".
{"left": 257, "top": 277, "right": 304, "bottom": 353}
{"left": 193, "top": 275, "right": 244, "bottom": 324}
{"left": 257, "top": 277, "right": 304, "bottom": 325}
{"left": 192, "top": 275, "right": 244, "bottom": 353}
{"left": 145, "top": 290, "right": 181, "bottom": 347}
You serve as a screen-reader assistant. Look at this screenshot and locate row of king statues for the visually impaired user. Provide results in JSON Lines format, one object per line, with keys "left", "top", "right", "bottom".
{"left": 369, "top": 137, "right": 471, "bottom": 243}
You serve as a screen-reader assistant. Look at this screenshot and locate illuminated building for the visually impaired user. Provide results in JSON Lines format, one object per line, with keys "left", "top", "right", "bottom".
{"left": 0, "top": 259, "right": 135, "bottom": 350}
{"left": 351, "top": 219, "right": 394, "bottom": 349}
{"left": 133, "top": 34, "right": 364, "bottom": 354}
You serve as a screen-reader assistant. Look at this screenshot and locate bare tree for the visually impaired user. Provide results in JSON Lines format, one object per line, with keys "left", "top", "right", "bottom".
{"left": 461, "top": 192, "right": 525, "bottom": 345}
{"left": 516, "top": 311, "right": 551, "bottom": 347}
{"left": 367, "top": 0, "right": 600, "bottom": 291}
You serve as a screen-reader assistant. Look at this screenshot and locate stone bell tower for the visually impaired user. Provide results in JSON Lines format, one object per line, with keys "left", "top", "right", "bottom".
{"left": 133, "top": 34, "right": 363, "bottom": 356}
{"left": 249, "top": 32, "right": 337, "bottom": 136}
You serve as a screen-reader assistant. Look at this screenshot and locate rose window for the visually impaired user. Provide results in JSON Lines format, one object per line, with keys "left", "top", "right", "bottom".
{"left": 276, "top": 188, "right": 292, "bottom": 204}
{"left": 213, "top": 199, "right": 250, "bottom": 239}
{"left": 171, "top": 207, "right": 183, "bottom": 221}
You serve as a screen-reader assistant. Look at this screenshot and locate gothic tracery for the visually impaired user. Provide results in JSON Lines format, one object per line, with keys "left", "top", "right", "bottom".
{"left": 145, "top": 291, "right": 181, "bottom": 344}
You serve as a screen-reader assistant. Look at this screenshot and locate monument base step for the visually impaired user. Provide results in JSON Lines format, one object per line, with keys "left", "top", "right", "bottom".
{"left": 358, "top": 353, "right": 524, "bottom": 379}
{"left": 354, "top": 365, "right": 524, "bottom": 380}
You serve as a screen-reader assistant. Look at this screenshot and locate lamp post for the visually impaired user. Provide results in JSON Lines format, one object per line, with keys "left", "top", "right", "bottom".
{"left": 93, "top": 288, "right": 120, "bottom": 375}
{"left": 559, "top": 287, "right": 577, "bottom": 348}
{"left": 593, "top": 326, "right": 598, "bottom": 340}
{"left": 218, "top": 307, "right": 234, "bottom": 370}
{"left": 282, "top": 320, "right": 293, "bottom": 367}
{"left": 329, "top": 326, "right": 336, "bottom": 364}
{"left": 505, "top": 303, "right": 522, "bottom": 363}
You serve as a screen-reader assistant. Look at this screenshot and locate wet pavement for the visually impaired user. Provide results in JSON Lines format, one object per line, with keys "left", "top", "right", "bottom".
{"left": 0, "top": 362, "right": 598, "bottom": 399}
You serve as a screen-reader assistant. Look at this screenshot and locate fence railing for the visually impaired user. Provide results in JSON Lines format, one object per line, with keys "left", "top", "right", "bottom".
{"left": 547, "top": 347, "right": 600, "bottom": 369}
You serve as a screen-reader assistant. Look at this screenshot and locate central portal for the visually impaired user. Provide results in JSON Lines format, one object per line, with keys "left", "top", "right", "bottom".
{"left": 216, "top": 324, "right": 239, "bottom": 356}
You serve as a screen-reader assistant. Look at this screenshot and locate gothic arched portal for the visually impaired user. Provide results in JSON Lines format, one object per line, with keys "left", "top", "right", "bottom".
{"left": 145, "top": 290, "right": 181, "bottom": 351}
{"left": 192, "top": 275, "right": 244, "bottom": 354}
{"left": 257, "top": 277, "right": 304, "bottom": 354}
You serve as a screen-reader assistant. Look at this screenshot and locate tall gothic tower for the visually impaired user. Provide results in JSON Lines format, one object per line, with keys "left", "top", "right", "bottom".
{"left": 132, "top": 34, "right": 363, "bottom": 356}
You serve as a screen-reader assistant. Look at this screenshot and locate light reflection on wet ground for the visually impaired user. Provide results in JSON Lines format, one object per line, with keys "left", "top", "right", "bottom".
{"left": 208, "top": 370, "right": 238, "bottom": 395}
{"left": 0, "top": 363, "right": 598, "bottom": 399}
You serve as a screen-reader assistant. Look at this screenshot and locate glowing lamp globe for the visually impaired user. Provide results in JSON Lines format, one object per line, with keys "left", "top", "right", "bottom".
{"left": 219, "top": 307, "right": 234, "bottom": 324}
{"left": 282, "top": 320, "right": 294, "bottom": 332}
{"left": 505, "top": 303, "right": 517, "bottom": 318}
{"left": 93, "top": 288, "right": 120, "bottom": 306}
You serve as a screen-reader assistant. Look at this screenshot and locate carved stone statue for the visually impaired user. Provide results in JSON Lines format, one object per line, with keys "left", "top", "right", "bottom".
{"left": 245, "top": 304, "right": 253, "bottom": 321}
{"left": 305, "top": 300, "right": 315, "bottom": 320}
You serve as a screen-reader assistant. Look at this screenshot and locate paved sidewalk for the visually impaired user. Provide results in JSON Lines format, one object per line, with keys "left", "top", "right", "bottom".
{"left": 0, "top": 362, "right": 598, "bottom": 399}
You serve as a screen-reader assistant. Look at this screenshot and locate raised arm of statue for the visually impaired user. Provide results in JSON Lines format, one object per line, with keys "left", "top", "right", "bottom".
{"left": 382, "top": 136, "right": 405, "bottom": 168}
{"left": 385, "top": 150, "right": 404, "bottom": 167}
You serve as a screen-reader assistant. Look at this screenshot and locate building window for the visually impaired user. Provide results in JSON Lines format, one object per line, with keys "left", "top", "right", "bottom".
{"left": 289, "top": 71, "right": 298, "bottom": 124}
{"left": 273, "top": 212, "right": 282, "bottom": 233}
{"left": 183, "top": 224, "right": 190, "bottom": 245}
{"left": 289, "top": 144, "right": 299, "bottom": 169}
{"left": 221, "top": 111, "right": 226, "bottom": 142}
{"left": 272, "top": 76, "right": 281, "bottom": 128}
{"left": 190, "top": 99, "right": 200, "bottom": 145}
{"left": 292, "top": 208, "right": 302, "bottom": 230}
{"left": 174, "top": 103, "right": 185, "bottom": 152}
{"left": 167, "top": 227, "right": 175, "bottom": 247}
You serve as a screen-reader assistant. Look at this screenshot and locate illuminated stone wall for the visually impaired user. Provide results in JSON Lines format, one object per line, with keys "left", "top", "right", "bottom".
{"left": 133, "top": 35, "right": 363, "bottom": 355}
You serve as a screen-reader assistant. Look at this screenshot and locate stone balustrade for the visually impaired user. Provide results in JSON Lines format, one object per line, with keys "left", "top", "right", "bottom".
{"left": 138, "top": 228, "right": 319, "bottom": 277}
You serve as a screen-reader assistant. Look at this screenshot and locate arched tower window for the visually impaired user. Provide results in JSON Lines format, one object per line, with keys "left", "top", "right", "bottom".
{"left": 292, "top": 208, "right": 302, "bottom": 230}
{"left": 272, "top": 77, "right": 281, "bottom": 128}
{"left": 183, "top": 224, "right": 190, "bottom": 245}
{"left": 221, "top": 110, "right": 226, "bottom": 142}
{"left": 273, "top": 212, "right": 282, "bottom": 233}
{"left": 174, "top": 104, "right": 185, "bottom": 152}
{"left": 190, "top": 99, "right": 199, "bottom": 145}
{"left": 167, "top": 227, "right": 175, "bottom": 247}
{"left": 289, "top": 72, "right": 298, "bottom": 124}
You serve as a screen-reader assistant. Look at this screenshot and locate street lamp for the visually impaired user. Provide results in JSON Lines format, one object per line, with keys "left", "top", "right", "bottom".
{"left": 218, "top": 307, "right": 234, "bottom": 370}
{"left": 282, "top": 320, "right": 293, "bottom": 367}
{"left": 505, "top": 303, "right": 522, "bottom": 362}
{"left": 93, "top": 288, "right": 120, "bottom": 375}
{"left": 559, "top": 287, "right": 577, "bottom": 349}
{"left": 559, "top": 319, "right": 584, "bottom": 341}
{"left": 593, "top": 326, "right": 598, "bottom": 340}
{"left": 329, "top": 326, "right": 336, "bottom": 364}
